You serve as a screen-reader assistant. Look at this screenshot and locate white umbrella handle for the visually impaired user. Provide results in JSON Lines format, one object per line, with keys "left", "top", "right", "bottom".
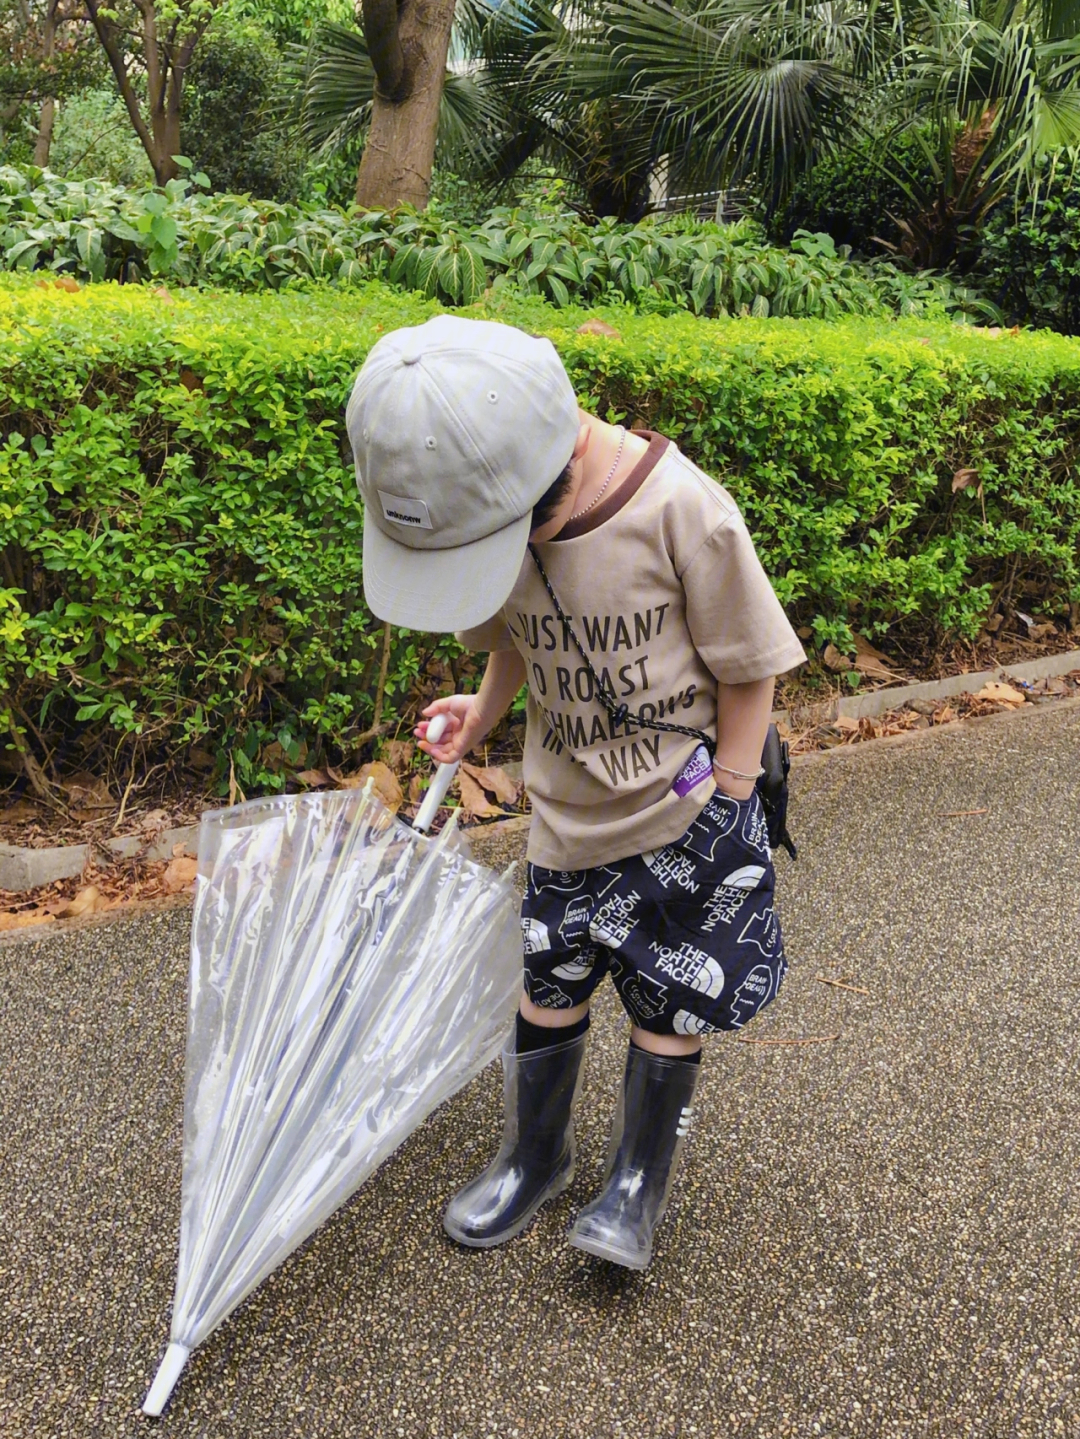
{"left": 413, "top": 713, "right": 459, "bottom": 834}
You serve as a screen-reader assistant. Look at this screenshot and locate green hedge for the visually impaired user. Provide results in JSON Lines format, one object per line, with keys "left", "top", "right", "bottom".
{"left": 2, "top": 274, "right": 1079, "bottom": 789}
{"left": 0, "top": 166, "right": 995, "bottom": 323}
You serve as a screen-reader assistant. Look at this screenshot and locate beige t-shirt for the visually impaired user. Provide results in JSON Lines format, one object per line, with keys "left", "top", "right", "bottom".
{"left": 458, "top": 433, "right": 806, "bottom": 870}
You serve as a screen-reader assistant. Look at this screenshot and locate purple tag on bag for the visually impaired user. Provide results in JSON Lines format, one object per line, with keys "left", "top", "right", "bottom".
{"left": 671, "top": 743, "right": 713, "bottom": 798}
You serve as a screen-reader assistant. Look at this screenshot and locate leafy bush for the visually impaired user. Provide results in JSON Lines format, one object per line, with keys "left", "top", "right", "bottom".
{"left": 0, "top": 166, "right": 995, "bottom": 322}
{"left": 976, "top": 165, "right": 1080, "bottom": 333}
{"left": 777, "top": 131, "right": 939, "bottom": 256}
{"left": 45, "top": 89, "right": 155, "bottom": 188}
{"left": 2, "top": 274, "right": 1077, "bottom": 788}
{"left": 181, "top": 21, "right": 305, "bottom": 202}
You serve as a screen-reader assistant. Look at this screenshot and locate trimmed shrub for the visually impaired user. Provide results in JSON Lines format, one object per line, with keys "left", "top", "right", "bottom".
{"left": 2, "top": 275, "right": 1078, "bottom": 787}
{"left": 0, "top": 167, "right": 994, "bottom": 322}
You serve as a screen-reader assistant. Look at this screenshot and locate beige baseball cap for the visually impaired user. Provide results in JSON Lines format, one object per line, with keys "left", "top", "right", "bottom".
{"left": 347, "top": 315, "right": 580, "bottom": 632}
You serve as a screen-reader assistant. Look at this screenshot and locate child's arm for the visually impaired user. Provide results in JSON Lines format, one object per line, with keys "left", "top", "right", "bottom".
{"left": 712, "top": 676, "right": 776, "bottom": 800}
{"left": 415, "top": 649, "right": 527, "bottom": 766}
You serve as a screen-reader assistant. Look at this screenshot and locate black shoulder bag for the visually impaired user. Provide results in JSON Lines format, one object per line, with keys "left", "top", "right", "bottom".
{"left": 528, "top": 546, "right": 796, "bottom": 859}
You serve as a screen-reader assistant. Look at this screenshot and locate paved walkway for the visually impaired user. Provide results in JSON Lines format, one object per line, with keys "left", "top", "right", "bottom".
{"left": 2, "top": 701, "right": 1080, "bottom": 1439}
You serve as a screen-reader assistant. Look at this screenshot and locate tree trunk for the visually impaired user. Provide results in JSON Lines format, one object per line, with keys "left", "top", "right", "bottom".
{"left": 355, "top": 0, "right": 457, "bottom": 211}
{"left": 32, "top": 1, "right": 59, "bottom": 168}
{"left": 33, "top": 98, "right": 56, "bottom": 166}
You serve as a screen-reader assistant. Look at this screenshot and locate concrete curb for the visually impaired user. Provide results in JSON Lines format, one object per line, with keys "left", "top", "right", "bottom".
{"left": 773, "top": 646, "right": 1080, "bottom": 726}
{"left": 0, "top": 824, "right": 198, "bottom": 894}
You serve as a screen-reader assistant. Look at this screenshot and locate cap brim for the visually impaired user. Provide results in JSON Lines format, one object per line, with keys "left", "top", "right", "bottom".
{"left": 363, "top": 510, "right": 533, "bottom": 632}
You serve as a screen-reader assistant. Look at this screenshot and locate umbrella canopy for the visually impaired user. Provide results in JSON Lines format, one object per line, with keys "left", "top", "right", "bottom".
{"left": 144, "top": 780, "right": 522, "bottom": 1414}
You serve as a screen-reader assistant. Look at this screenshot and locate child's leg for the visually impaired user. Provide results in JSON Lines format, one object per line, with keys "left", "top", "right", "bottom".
{"left": 442, "top": 866, "right": 605, "bottom": 1248}
{"left": 570, "top": 790, "right": 787, "bottom": 1268}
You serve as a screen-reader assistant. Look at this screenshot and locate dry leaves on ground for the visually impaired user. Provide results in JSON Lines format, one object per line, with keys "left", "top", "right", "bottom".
{"left": 457, "top": 761, "right": 523, "bottom": 821}
{"left": 787, "top": 668, "right": 1080, "bottom": 753}
{"left": 0, "top": 852, "right": 200, "bottom": 933}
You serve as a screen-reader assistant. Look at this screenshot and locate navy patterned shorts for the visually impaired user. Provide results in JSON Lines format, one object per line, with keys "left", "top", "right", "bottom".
{"left": 521, "top": 790, "right": 787, "bottom": 1037}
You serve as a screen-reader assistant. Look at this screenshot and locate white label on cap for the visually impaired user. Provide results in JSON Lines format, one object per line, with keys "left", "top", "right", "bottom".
{"left": 378, "top": 490, "right": 433, "bottom": 530}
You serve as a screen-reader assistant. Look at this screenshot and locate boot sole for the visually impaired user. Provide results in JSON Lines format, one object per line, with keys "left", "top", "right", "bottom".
{"left": 567, "top": 1228, "right": 652, "bottom": 1270}
{"left": 442, "top": 1163, "right": 575, "bottom": 1249}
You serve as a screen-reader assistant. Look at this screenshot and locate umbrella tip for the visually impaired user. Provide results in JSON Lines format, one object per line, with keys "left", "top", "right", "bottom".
{"left": 142, "top": 1342, "right": 190, "bottom": 1417}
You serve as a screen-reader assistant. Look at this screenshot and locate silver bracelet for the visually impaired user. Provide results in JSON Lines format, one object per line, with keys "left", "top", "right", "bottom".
{"left": 713, "top": 760, "right": 765, "bottom": 782}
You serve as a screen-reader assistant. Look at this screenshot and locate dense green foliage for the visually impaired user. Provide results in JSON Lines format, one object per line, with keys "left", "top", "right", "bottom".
{"left": 180, "top": 21, "right": 303, "bottom": 201}
{"left": 0, "top": 168, "right": 994, "bottom": 323}
{"left": 777, "top": 132, "right": 940, "bottom": 256}
{"left": 2, "top": 275, "right": 1078, "bottom": 788}
{"left": 977, "top": 168, "right": 1080, "bottom": 333}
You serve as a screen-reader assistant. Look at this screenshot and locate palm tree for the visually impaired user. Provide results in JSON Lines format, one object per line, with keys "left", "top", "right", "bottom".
{"left": 883, "top": 0, "right": 1080, "bottom": 265}
{"left": 299, "top": 0, "right": 1080, "bottom": 239}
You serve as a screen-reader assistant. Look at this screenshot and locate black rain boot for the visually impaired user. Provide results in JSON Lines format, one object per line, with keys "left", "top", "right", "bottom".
{"left": 568, "top": 1045, "right": 700, "bottom": 1270}
{"left": 443, "top": 1031, "right": 587, "bottom": 1248}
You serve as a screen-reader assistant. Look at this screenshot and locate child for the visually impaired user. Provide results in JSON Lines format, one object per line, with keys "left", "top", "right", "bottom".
{"left": 347, "top": 314, "right": 805, "bottom": 1269}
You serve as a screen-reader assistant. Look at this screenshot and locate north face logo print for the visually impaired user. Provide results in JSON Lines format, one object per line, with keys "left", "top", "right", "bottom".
{"left": 552, "top": 943, "right": 601, "bottom": 982}
{"left": 700, "top": 865, "right": 767, "bottom": 933}
{"left": 672, "top": 1009, "right": 720, "bottom": 1037}
{"left": 641, "top": 846, "right": 700, "bottom": 893}
{"left": 521, "top": 917, "right": 552, "bottom": 954}
{"left": 590, "top": 889, "right": 642, "bottom": 949}
{"left": 647, "top": 938, "right": 724, "bottom": 998}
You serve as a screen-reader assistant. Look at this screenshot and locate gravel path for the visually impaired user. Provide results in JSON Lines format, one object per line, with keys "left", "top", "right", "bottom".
{"left": 2, "top": 702, "right": 1079, "bottom": 1438}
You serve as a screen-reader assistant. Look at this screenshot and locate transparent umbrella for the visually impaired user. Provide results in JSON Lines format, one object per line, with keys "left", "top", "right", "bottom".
{"left": 143, "top": 735, "right": 521, "bottom": 1415}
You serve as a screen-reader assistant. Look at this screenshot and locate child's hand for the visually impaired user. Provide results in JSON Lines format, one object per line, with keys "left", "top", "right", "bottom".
{"left": 416, "top": 696, "right": 487, "bottom": 765}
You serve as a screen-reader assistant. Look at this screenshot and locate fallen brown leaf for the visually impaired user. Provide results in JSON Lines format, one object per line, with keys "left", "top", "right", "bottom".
{"left": 935, "top": 704, "right": 957, "bottom": 724}
{"left": 381, "top": 740, "right": 415, "bottom": 773}
{"left": 62, "top": 772, "right": 113, "bottom": 809}
{"left": 1, "top": 800, "right": 41, "bottom": 823}
{"left": 461, "top": 761, "right": 520, "bottom": 805}
{"left": 975, "top": 681, "right": 1025, "bottom": 707}
{"left": 295, "top": 768, "right": 331, "bottom": 788}
{"left": 852, "top": 633, "right": 900, "bottom": 681}
{"left": 576, "top": 319, "right": 622, "bottom": 339}
{"left": 0, "top": 909, "right": 54, "bottom": 931}
{"left": 456, "top": 769, "right": 505, "bottom": 818}
{"left": 340, "top": 761, "right": 403, "bottom": 812}
{"left": 140, "top": 808, "right": 173, "bottom": 832}
{"left": 823, "top": 643, "right": 852, "bottom": 673}
{"left": 57, "top": 884, "right": 108, "bottom": 918}
{"left": 163, "top": 856, "right": 199, "bottom": 893}
{"left": 952, "top": 467, "right": 979, "bottom": 492}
